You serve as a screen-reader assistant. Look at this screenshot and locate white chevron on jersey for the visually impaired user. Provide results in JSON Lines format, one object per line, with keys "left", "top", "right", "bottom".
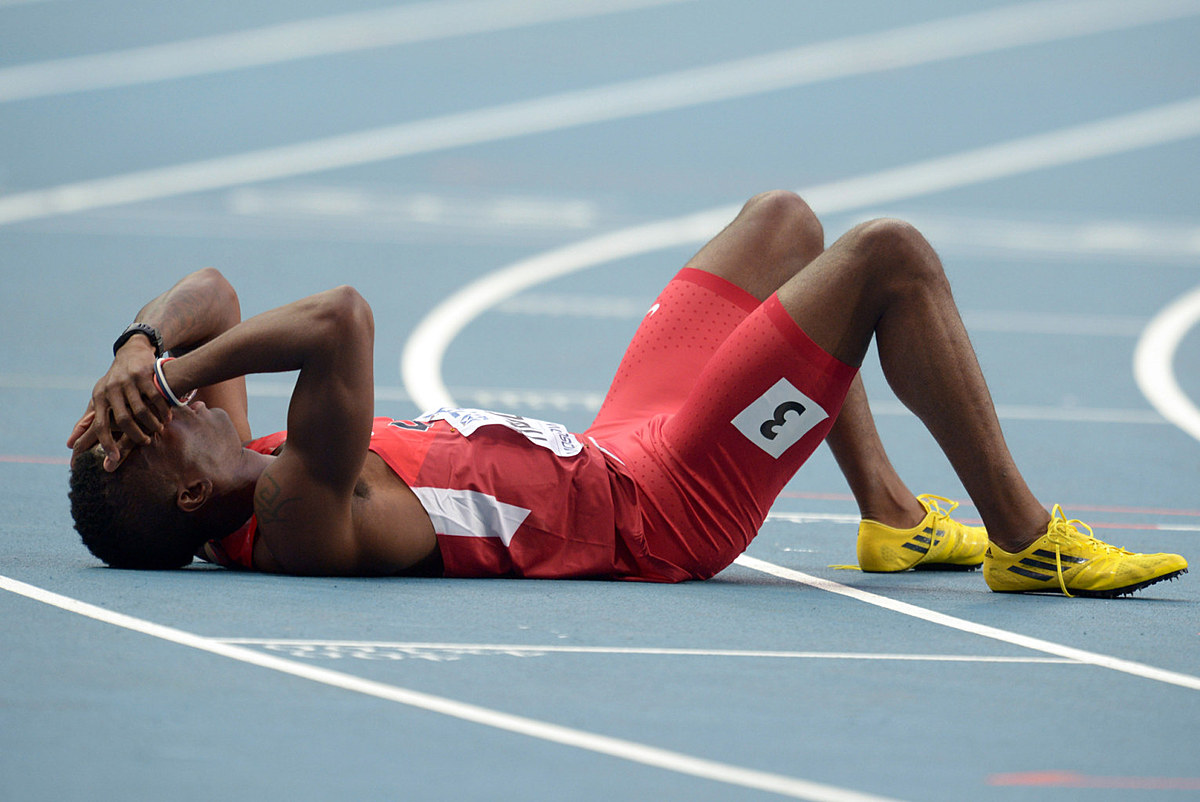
{"left": 410, "top": 486, "right": 531, "bottom": 546}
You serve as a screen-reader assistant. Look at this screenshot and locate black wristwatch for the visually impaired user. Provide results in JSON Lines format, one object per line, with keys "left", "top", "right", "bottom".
{"left": 113, "top": 323, "right": 165, "bottom": 357}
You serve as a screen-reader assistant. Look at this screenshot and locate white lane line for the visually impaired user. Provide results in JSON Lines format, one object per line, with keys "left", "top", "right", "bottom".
{"left": 733, "top": 556, "right": 1200, "bottom": 692}
{"left": 1135, "top": 285, "right": 1200, "bottom": 443}
{"left": 501, "top": 293, "right": 1155, "bottom": 336}
{"left": 219, "top": 638, "right": 1077, "bottom": 663}
{"left": 1156, "top": 522, "right": 1200, "bottom": 532}
{"left": 3, "top": 0, "right": 1197, "bottom": 225}
{"left": 401, "top": 94, "right": 1200, "bottom": 411}
{"left": 962, "top": 311, "right": 1149, "bottom": 337}
{"left": 861, "top": 213, "right": 1200, "bottom": 263}
{"left": 0, "top": 574, "right": 900, "bottom": 802}
{"left": 768, "top": 512, "right": 864, "bottom": 526}
{"left": 766, "top": 510, "right": 1200, "bottom": 533}
{"left": 867, "top": 400, "right": 1166, "bottom": 426}
{"left": 0, "top": 0, "right": 697, "bottom": 103}
{"left": 0, "top": 372, "right": 1169, "bottom": 424}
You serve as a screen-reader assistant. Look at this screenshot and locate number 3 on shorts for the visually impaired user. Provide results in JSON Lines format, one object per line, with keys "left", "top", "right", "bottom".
{"left": 731, "top": 378, "right": 829, "bottom": 459}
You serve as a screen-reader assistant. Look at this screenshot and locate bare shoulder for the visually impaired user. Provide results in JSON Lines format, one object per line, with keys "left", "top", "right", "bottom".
{"left": 251, "top": 452, "right": 438, "bottom": 576}
{"left": 249, "top": 454, "right": 355, "bottom": 575}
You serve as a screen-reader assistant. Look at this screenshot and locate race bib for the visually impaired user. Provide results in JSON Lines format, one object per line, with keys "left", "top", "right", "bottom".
{"left": 418, "top": 408, "right": 583, "bottom": 457}
{"left": 730, "top": 378, "right": 829, "bottom": 459}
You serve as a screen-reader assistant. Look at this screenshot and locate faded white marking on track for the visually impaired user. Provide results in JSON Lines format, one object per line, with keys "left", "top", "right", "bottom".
{"left": 0, "top": 373, "right": 1167, "bottom": 424}
{"left": 218, "top": 638, "right": 1079, "bottom": 664}
{"left": 866, "top": 400, "right": 1166, "bottom": 426}
{"left": 501, "top": 292, "right": 1152, "bottom": 336}
{"left": 860, "top": 213, "right": 1200, "bottom": 263}
{"left": 765, "top": 510, "right": 1200, "bottom": 533}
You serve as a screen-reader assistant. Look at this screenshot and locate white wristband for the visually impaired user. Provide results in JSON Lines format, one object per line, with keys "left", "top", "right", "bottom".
{"left": 153, "top": 357, "right": 195, "bottom": 407}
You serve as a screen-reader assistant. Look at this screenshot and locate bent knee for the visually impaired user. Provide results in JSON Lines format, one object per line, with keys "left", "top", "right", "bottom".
{"left": 844, "top": 218, "right": 946, "bottom": 287}
{"left": 740, "top": 190, "right": 824, "bottom": 253}
{"left": 687, "top": 190, "right": 826, "bottom": 301}
{"left": 845, "top": 217, "right": 930, "bottom": 257}
{"left": 318, "top": 285, "right": 375, "bottom": 341}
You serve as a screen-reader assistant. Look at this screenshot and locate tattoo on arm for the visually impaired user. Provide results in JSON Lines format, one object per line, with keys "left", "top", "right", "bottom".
{"left": 139, "top": 274, "right": 229, "bottom": 350}
{"left": 164, "top": 285, "right": 204, "bottom": 343}
{"left": 255, "top": 469, "right": 298, "bottom": 526}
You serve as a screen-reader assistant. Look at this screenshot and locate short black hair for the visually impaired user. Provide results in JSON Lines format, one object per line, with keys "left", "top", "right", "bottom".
{"left": 69, "top": 446, "right": 206, "bottom": 569}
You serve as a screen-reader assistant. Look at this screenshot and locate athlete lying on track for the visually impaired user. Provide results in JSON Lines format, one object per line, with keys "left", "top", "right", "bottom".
{"left": 67, "top": 191, "right": 1187, "bottom": 596}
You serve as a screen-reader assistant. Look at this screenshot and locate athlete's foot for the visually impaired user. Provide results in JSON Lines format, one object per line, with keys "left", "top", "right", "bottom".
{"left": 983, "top": 505, "right": 1188, "bottom": 597}
{"left": 978, "top": 512, "right": 1053, "bottom": 555}
{"left": 857, "top": 494, "right": 987, "bottom": 572}
{"left": 856, "top": 493, "right": 927, "bottom": 532}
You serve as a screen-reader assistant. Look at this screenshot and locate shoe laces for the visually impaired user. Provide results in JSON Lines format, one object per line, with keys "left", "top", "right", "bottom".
{"left": 916, "top": 494, "right": 961, "bottom": 551}
{"left": 917, "top": 493, "right": 959, "bottom": 521}
{"left": 1042, "top": 504, "right": 1125, "bottom": 597}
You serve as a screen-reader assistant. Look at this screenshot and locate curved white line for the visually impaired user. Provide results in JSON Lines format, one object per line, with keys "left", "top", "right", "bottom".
{"left": 1135, "top": 285, "right": 1200, "bottom": 443}
{"left": 402, "top": 95, "right": 1200, "bottom": 410}
{"left": 402, "top": 209, "right": 736, "bottom": 409}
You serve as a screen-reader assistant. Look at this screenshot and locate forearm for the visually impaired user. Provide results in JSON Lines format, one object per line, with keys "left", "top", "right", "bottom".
{"left": 163, "top": 285, "right": 370, "bottom": 392}
{"left": 165, "top": 285, "right": 375, "bottom": 490}
{"left": 129, "top": 267, "right": 241, "bottom": 355}
{"left": 69, "top": 267, "right": 244, "bottom": 465}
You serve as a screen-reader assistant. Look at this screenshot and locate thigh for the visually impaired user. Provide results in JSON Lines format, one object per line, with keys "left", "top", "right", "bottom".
{"left": 587, "top": 191, "right": 825, "bottom": 450}
{"left": 683, "top": 190, "right": 825, "bottom": 303}
{"left": 585, "top": 268, "right": 759, "bottom": 450}
{"left": 624, "top": 295, "right": 859, "bottom": 578}
{"left": 774, "top": 218, "right": 944, "bottom": 368}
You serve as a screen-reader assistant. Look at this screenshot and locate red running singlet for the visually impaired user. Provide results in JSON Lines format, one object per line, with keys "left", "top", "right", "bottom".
{"left": 200, "top": 269, "right": 858, "bottom": 582}
{"left": 200, "top": 414, "right": 681, "bottom": 581}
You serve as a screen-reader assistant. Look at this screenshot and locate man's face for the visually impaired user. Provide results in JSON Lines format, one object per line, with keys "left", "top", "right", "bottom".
{"left": 136, "top": 400, "right": 243, "bottom": 478}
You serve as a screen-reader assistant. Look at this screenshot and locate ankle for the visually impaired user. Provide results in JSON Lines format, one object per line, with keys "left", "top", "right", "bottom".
{"left": 860, "top": 494, "right": 927, "bottom": 529}
{"left": 988, "top": 513, "right": 1052, "bottom": 553}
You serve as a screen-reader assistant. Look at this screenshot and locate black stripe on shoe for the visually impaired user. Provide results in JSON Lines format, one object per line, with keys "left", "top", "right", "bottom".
{"left": 1033, "top": 549, "right": 1087, "bottom": 564}
{"left": 1007, "top": 565, "right": 1053, "bottom": 581}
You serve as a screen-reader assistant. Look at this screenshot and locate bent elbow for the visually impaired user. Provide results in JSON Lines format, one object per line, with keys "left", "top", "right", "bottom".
{"left": 320, "top": 285, "right": 374, "bottom": 343}
{"left": 193, "top": 266, "right": 241, "bottom": 320}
